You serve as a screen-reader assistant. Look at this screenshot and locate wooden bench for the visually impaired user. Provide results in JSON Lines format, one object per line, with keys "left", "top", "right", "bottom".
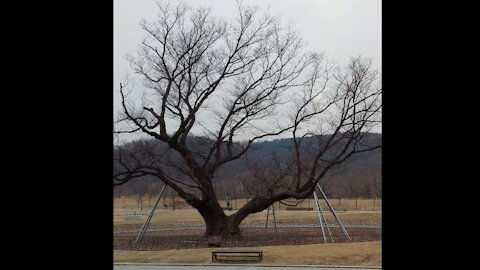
{"left": 285, "top": 207, "right": 313, "bottom": 211}
{"left": 212, "top": 251, "right": 263, "bottom": 262}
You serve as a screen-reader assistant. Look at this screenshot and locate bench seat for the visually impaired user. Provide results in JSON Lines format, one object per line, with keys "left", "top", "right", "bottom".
{"left": 212, "top": 251, "right": 263, "bottom": 262}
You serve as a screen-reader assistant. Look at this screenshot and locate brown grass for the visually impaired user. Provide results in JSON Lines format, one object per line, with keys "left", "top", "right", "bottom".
{"left": 114, "top": 209, "right": 381, "bottom": 226}
{"left": 114, "top": 241, "right": 381, "bottom": 266}
{"left": 115, "top": 197, "right": 382, "bottom": 212}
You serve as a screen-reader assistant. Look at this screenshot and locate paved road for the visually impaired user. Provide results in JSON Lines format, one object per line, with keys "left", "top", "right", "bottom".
{"left": 114, "top": 264, "right": 381, "bottom": 270}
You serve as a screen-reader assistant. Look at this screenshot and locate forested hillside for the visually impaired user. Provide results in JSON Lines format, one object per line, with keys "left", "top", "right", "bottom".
{"left": 114, "top": 133, "right": 381, "bottom": 201}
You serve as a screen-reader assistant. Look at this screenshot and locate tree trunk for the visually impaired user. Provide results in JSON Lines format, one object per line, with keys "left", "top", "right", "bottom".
{"left": 204, "top": 215, "right": 241, "bottom": 237}
{"left": 165, "top": 178, "right": 276, "bottom": 237}
{"left": 196, "top": 198, "right": 242, "bottom": 237}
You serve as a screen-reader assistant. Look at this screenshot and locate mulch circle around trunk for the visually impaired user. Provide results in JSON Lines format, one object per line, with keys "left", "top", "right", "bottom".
{"left": 114, "top": 226, "right": 381, "bottom": 251}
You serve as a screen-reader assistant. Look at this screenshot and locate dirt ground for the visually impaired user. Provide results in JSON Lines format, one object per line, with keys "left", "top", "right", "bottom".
{"left": 114, "top": 226, "right": 381, "bottom": 251}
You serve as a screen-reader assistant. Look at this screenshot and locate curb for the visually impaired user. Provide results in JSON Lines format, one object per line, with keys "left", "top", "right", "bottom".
{"left": 114, "top": 263, "right": 381, "bottom": 269}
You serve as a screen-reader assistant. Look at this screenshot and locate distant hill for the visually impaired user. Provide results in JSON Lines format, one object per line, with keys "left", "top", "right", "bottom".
{"left": 114, "top": 133, "right": 381, "bottom": 199}
{"left": 215, "top": 133, "right": 381, "bottom": 180}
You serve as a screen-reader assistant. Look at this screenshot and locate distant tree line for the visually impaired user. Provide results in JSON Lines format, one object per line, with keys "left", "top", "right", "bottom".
{"left": 114, "top": 134, "right": 381, "bottom": 206}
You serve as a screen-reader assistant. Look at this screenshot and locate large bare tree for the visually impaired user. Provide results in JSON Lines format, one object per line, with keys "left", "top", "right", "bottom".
{"left": 114, "top": 1, "right": 381, "bottom": 237}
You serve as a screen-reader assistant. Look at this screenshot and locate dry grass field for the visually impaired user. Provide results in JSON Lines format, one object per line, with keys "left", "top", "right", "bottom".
{"left": 114, "top": 240, "right": 381, "bottom": 266}
{"left": 114, "top": 196, "right": 382, "bottom": 212}
{"left": 114, "top": 209, "right": 381, "bottom": 226}
{"left": 114, "top": 196, "right": 382, "bottom": 267}
{"left": 114, "top": 196, "right": 381, "bottom": 226}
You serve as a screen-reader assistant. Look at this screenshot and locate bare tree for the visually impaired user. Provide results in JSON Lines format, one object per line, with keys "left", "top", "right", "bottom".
{"left": 241, "top": 153, "right": 296, "bottom": 205}
{"left": 131, "top": 177, "right": 150, "bottom": 210}
{"left": 317, "top": 173, "right": 336, "bottom": 198}
{"left": 366, "top": 163, "right": 381, "bottom": 210}
{"left": 349, "top": 175, "right": 359, "bottom": 209}
{"left": 114, "top": 1, "right": 381, "bottom": 237}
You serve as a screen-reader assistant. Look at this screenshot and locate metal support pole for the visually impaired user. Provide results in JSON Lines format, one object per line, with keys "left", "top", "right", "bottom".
{"left": 135, "top": 184, "right": 166, "bottom": 243}
{"left": 313, "top": 191, "right": 327, "bottom": 243}
{"left": 317, "top": 194, "right": 334, "bottom": 243}
{"left": 317, "top": 184, "right": 351, "bottom": 241}
{"left": 272, "top": 204, "right": 277, "bottom": 232}
{"left": 265, "top": 205, "right": 278, "bottom": 233}
{"left": 265, "top": 207, "right": 270, "bottom": 232}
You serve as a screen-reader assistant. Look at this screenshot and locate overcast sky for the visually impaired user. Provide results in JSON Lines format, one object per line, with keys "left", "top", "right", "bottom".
{"left": 114, "top": 0, "right": 381, "bottom": 141}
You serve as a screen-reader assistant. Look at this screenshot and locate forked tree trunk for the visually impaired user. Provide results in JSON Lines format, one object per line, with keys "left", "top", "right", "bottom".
{"left": 204, "top": 215, "right": 241, "bottom": 236}
{"left": 195, "top": 197, "right": 242, "bottom": 237}
{"left": 172, "top": 177, "right": 283, "bottom": 237}
{"left": 195, "top": 194, "right": 277, "bottom": 237}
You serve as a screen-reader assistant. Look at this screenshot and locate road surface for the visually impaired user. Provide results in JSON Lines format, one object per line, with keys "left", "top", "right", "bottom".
{"left": 114, "top": 264, "right": 381, "bottom": 270}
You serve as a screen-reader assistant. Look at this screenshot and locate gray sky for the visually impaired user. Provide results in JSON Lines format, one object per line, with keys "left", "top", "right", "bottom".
{"left": 114, "top": 0, "right": 381, "bottom": 141}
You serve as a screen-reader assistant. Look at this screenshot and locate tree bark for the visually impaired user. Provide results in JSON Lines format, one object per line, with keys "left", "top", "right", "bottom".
{"left": 204, "top": 215, "right": 241, "bottom": 237}
{"left": 195, "top": 197, "right": 242, "bottom": 237}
